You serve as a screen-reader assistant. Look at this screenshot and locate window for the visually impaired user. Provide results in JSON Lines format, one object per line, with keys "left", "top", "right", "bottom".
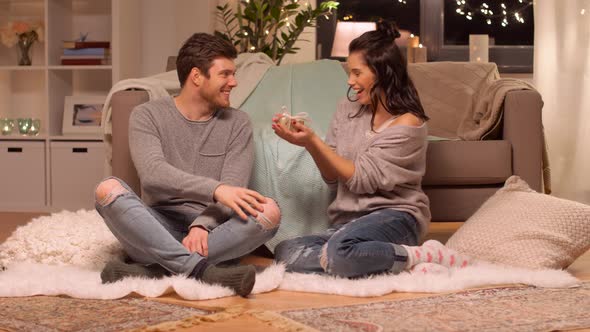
{"left": 317, "top": 0, "right": 534, "bottom": 73}
{"left": 444, "top": 0, "right": 534, "bottom": 45}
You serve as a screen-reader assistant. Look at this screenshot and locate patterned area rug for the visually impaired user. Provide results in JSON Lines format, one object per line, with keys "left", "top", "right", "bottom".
{"left": 276, "top": 281, "right": 590, "bottom": 332}
{"left": 0, "top": 296, "right": 212, "bottom": 332}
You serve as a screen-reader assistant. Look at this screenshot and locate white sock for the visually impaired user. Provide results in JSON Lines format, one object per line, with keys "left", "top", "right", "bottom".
{"left": 402, "top": 240, "right": 471, "bottom": 269}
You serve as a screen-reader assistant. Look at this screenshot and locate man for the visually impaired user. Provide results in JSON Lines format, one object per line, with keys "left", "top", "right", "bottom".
{"left": 94, "top": 33, "right": 281, "bottom": 297}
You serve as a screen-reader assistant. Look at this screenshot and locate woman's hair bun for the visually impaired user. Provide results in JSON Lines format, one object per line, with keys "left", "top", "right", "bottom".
{"left": 376, "top": 20, "right": 401, "bottom": 40}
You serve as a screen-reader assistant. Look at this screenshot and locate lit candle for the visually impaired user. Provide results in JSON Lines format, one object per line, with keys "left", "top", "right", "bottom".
{"left": 1, "top": 118, "right": 14, "bottom": 135}
{"left": 17, "top": 118, "right": 32, "bottom": 135}
{"left": 407, "top": 35, "right": 420, "bottom": 63}
{"left": 28, "top": 119, "right": 41, "bottom": 136}
{"left": 413, "top": 44, "right": 427, "bottom": 63}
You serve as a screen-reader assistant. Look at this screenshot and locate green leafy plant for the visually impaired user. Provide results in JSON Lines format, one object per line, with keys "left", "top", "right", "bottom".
{"left": 215, "top": 0, "right": 339, "bottom": 65}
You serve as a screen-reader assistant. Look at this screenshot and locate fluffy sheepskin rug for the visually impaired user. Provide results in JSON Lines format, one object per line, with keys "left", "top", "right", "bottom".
{"left": 0, "top": 262, "right": 285, "bottom": 300}
{"left": 0, "top": 210, "right": 580, "bottom": 300}
{"left": 0, "top": 210, "right": 284, "bottom": 300}
{"left": 0, "top": 210, "right": 124, "bottom": 270}
{"left": 278, "top": 262, "right": 580, "bottom": 297}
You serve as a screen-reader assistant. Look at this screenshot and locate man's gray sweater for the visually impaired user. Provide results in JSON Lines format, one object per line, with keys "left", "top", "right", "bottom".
{"left": 128, "top": 96, "right": 254, "bottom": 231}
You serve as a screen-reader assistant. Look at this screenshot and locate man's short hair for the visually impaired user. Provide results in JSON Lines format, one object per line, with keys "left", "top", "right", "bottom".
{"left": 176, "top": 33, "right": 238, "bottom": 87}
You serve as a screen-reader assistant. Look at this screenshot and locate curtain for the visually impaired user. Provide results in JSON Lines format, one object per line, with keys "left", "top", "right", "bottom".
{"left": 534, "top": 0, "right": 590, "bottom": 204}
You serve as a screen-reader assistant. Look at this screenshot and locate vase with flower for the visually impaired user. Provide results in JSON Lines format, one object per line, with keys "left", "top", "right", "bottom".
{"left": 0, "top": 21, "right": 44, "bottom": 66}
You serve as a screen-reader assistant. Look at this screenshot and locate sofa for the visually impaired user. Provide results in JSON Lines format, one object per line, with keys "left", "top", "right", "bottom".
{"left": 109, "top": 59, "right": 543, "bottom": 223}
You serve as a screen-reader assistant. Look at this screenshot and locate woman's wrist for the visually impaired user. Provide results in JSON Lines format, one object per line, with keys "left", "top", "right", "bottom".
{"left": 304, "top": 133, "right": 323, "bottom": 150}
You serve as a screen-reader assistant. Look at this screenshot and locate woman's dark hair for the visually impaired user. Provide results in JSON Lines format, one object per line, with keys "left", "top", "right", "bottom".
{"left": 348, "top": 20, "right": 429, "bottom": 124}
{"left": 176, "top": 33, "right": 238, "bottom": 88}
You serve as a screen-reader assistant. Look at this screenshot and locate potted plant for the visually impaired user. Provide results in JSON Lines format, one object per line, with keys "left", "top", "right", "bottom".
{"left": 216, "top": 0, "right": 339, "bottom": 65}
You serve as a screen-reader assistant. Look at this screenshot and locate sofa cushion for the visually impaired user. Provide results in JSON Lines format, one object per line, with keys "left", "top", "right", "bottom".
{"left": 423, "top": 140, "right": 512, "bottom": 186}
{"left": 446, "top": 176, "right": 590, "bottom": 269}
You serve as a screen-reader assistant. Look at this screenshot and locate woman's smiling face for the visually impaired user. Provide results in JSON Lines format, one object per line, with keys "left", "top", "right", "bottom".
{"left": 346, "top": 51, "right": 376, "bottom": 105}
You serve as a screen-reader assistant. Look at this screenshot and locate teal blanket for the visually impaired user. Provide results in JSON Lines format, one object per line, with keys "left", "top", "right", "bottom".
{"left": 241, "top": 60, "right": 348, "bottom": 251}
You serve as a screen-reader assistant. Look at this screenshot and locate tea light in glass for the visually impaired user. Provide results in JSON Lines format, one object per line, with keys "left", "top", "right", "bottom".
{"left": 27, "top": 119, "right": 41, "bottom": 136}
{"left": 17, "top": 118, "right": 32, "bottom": 135}
{"left": 1, "top": 118, "right": 14, "bottom": 135}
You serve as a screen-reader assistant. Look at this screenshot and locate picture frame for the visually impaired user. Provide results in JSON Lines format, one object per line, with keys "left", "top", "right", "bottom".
{"left": 62, "top": 95, "right": 106, "bottom": 135}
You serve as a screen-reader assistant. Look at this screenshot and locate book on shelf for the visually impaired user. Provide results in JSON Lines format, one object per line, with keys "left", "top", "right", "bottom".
{"left": 61, "top": 58, "right": 111, "bottom": 66}
{"left": 62, "top": 40, "right": 110, "bottom": 49}
{"left": 60, "top": 54, "right": 109, "bottom": 60}
{"left": 63, "top": 47, "right": 110, "bottom": 56}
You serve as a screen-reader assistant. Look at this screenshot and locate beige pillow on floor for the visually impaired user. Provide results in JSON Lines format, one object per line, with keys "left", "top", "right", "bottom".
{"left": 446, "top": 176, "right": 590, "bottom": 269}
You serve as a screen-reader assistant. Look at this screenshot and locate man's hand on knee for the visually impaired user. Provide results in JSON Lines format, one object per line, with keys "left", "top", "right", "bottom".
{"left": 213, "top": 184, "right": 267, "bottom": 220}
{"left": 183, "top": 226, "right": 209, "bottom": 256}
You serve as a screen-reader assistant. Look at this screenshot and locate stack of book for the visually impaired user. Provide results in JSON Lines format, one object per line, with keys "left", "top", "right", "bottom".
{"left": 61, "top": 40, "right": 110, "bottom": 65}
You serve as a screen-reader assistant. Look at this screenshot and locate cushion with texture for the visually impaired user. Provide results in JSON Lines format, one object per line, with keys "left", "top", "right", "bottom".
{"left": 446, "top": 176, "right": 590, "bottom": 269}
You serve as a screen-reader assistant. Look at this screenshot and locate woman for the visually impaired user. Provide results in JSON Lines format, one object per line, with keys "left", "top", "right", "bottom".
{"left": 272, "top": 20, "right": 470, "bottom": 278}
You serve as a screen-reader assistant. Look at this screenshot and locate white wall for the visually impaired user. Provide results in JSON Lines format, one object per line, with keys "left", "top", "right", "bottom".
{"left": 139, "top": 0, "right": 217, "bottom": 77}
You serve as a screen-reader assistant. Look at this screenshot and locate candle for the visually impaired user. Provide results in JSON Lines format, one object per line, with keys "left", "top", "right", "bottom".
{"left": 17, "top": 118, "right": 32, "bottom": 135}
{"left": 413, "top": 44, "right": 427, "bottom": 63}
{"left": 407, "top": 35, "right": 420, "bottom": 63}
{"left": 469, "top": 34, "right": 489, "bottom": 63}
{"left": 28, "top": 119, "right": 41, "bottom": 136}
{"left": 0, "top": 118, "right": 14, "bottom": 135}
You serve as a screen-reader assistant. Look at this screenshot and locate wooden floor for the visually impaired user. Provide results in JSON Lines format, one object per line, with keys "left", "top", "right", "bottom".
{"left": 1, "top": 212, "right": 589, "bottom": 331}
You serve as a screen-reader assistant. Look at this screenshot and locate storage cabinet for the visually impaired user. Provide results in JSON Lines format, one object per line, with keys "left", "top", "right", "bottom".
{"left": 50, "top": 140, "right": 105, "bottom": 210}
{"left": 0, "top": 141, "right": 46, "bottom": 209}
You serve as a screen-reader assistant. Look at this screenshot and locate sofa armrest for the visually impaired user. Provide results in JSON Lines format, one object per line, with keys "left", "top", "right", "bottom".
{"left": 111, "top": 90, "right": 150, "bottom": 196}
{"left": 502, "top": 89, "right": 544, "bottom": 192}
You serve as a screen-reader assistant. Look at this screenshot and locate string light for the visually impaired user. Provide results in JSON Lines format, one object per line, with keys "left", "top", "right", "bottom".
{"left": 396, "top": 0, "right": 532, "bottom": 27}
{"left": 453, "top": 0, "right": 533, "bottom": 26}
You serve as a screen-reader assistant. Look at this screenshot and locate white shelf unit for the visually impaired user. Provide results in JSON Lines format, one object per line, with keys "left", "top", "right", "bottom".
{"left": 0, "top": 0, "right": 133, "bottom": 212}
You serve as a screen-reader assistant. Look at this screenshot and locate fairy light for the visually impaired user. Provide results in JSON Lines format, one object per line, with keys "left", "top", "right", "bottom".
{"left": 450, "top": 0, "right": 533, "bottom": 26}
{"left": 394, "top": 0, "right": 532, "bottom": 26}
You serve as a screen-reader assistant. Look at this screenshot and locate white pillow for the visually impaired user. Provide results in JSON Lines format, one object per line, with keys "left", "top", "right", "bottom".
{"left": 446, "top": 176, "right": 590, "bottom": 269}
{"left": 0, "top": 209, "right": 124, "bottom": 271}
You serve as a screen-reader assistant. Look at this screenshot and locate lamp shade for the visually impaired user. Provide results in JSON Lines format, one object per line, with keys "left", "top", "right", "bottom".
{"left": 330, "top": 21, "right": 376, "bottom": 57}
